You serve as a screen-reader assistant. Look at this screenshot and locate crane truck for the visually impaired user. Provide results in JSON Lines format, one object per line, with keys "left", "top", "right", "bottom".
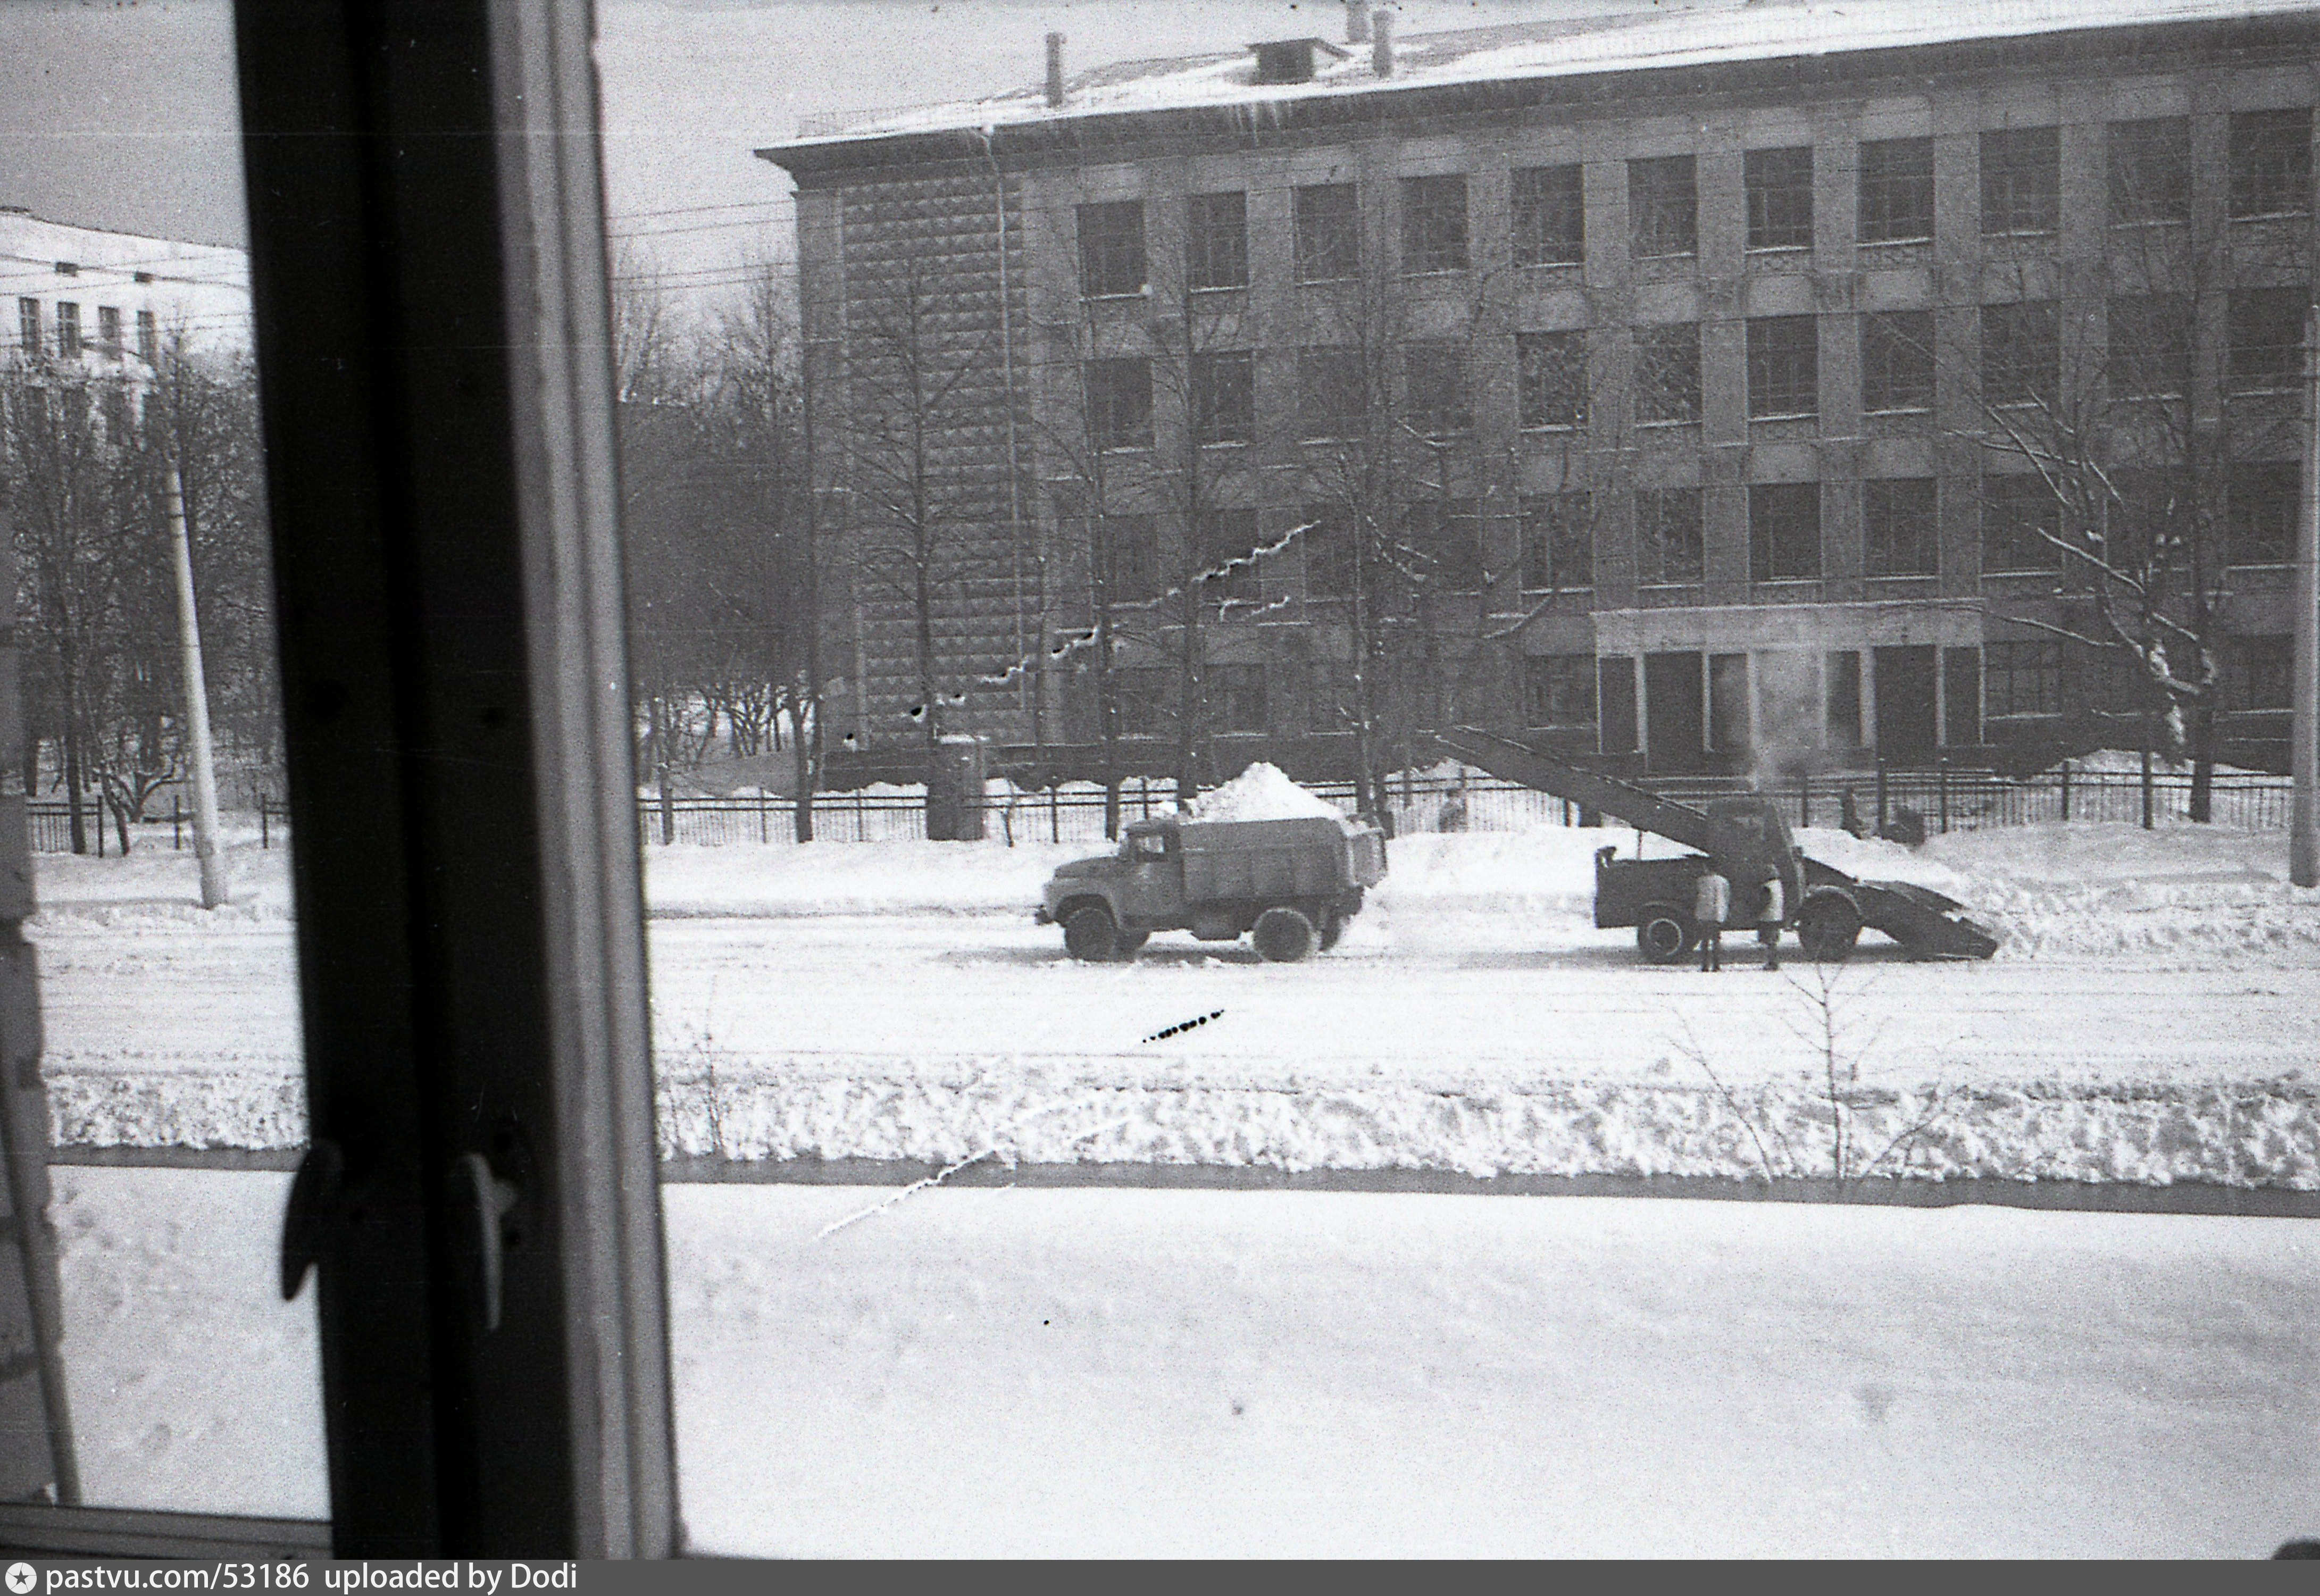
{"left": 1432, "top": 726, "right": 2000, "bottom": 964}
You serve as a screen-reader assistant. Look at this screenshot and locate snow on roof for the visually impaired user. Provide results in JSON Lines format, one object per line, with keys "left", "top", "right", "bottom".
{"left": 779, "top": 0, "right": 2320, "bottom": 148}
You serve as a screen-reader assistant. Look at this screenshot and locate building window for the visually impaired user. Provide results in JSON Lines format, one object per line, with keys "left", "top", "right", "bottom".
{"left": 1512, "top": 164, "right": 1583, "bottom": 266}
{"left": 1191, "top": 351, "right": 1254, "bottom": 445}
{"left": 1525, "top": 654, "right": 1598, "bottom": 728}
{"left": 1749, "top": 482, "right": 1821, "bottom": 581}
{"left": 1982, "top": 474, "right": 2061, "bottom": 572}
{"left": 1404, "top": 498, "right": 1483, "bottom": 592}
{"left": 55, "top": 300, "right": 80, "bottom": 357}
{"left": 1864, "top": 478, "right": 1939, "bottom": 577}
{"left": 1521, "top": 492, "right": 1593, "bottom": 592}
{"left": 2229, "top": 461, "right": 2298, "bottom": 566}
{"left": 100, "top": 383, "right": 134, "bottom": 442}
{"left": 1747, "top": 314, "right": 1818, "bottom": 419}
{"left": 16, "top": 297, "right": 37, "bottom": 354}
{"left": 1745, "top": 147, "right": 1814, "bottom": 250}
{"left": 1400, "top": 174, "right": 1469, "bottom": 273}
{"left": 1984, "top": 640, "right": 2064, "bottom": 716}
{"left": 135, "top": 308, "right": 158, "bottom": 365}
{"left": 1076, "top": 199, "right": 1146, "bottom": 297}
{"left": 1858, "top": 137, "right": 1934, "bottom": 244}
{"left": 2108, "top": 294, "right": 2192, "bottom": 399}
{"left": 1860, "top": 310, "right": 1934, "bottom": 413}
{"left": 1404, "top": 341, "right": 1471, "bottom": 436}
{"left": 1634, "top": 487, "right": 1703, "bottom": 585}
{"left": 1085, "top": 357, "right": 1153, "bottom": 450}
{"left": 1301, "top": 503, "right": 1354, "bottom": 598}
{"left": 1209, "top": 664, "right": 1269, "bottom": 734}
{"left": 1116, "top": 666, "right": 1174, "bottom": 738}
{"left": 1187, "top": 191, "right": 1248, "bottom": 291}
{"left": 1981, "top": 300, "right": 2058, "bottom": 408}
{"left": 1633, "top": 322, "right": 1700, "bottom": 424}
{"left": 1826, "top": 650, "right": 1863, "bottom": 745}
{"left": 1981, "top": 127, "right": 2060, "bottom": 236}
{"left": 2109, "top": 467, "right": 2191, "bottom": 557}
{"left": 2229, "top": 109, "right": 2313, "bottom": 220}
{"left": 2108, "top": 117, "right": 2191, "bottom": 227}
{"left": 1297, "top": 347, "right": 1365, "bottom": 440}
{"left": 96, "top": 305, "right": 121, "bottom": 355}
{"left": 1628, "top": 155, "right": 1697, "bottom": 259}
{"left": 1517, "top": 330, "right": 1587, "bottom": 429}
{"left": 2229, "top": 288, "right": 2305, "bottom": 395}
{"left": 1293, "top": 183, "right": 1359, "bottom": 281}
{"left": 2235, "top": 634, "right": 2293, "bottom": 711}
{"left": 1198, "top": 508, "right": 1264, "bottom": 606}
{"left": 1094, "top": 513, "right": 1161, "bottom": 604}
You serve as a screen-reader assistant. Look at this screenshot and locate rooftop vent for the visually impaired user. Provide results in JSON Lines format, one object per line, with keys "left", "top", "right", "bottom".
{"left": 1045, "top": 32, "right": 1066, "bottom": 107}
{"left": 1344, "top": 1, "right": 1369, "bottom": 44}
{"left": 1249, "top": 36, "right": 1348, "bottom": 86}
{"left": 54, "top": 261, "right": 78, "bottom": 276}
{"left": 1373, "top": 10, "right": 1395, "bottom": 78}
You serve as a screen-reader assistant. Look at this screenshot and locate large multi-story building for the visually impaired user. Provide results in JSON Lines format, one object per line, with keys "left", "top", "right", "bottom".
{"left": 2, "top": 208, "right": 250, "bottom": 372}
{"left": 765, "top": 0, "right": 2318, "bottom": 779}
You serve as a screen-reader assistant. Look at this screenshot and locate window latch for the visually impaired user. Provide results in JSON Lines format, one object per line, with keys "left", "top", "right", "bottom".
{"left": 453, "top": 1150, "right": 522, "bottom": 1334}
{"left": 279, "top": 1137, "right": 345, "bottom": 1302}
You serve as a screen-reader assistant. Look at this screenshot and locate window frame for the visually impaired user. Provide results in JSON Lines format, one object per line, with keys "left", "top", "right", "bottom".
{"left": 1746, "top": 313, "right": 1819, "bottom": 420}
{"left": 1980, "top": 126, "right": 2061, "bottom": 237}
{"left": 1859, "top": 309, "right": 1934, "bottom": 415}
{"left": 1743, "top": 146, "right": 1814, "bottom": 252}
{"left": 1857, "top": 136, "right": 1934, "bottom": 245}
{"left": 1292, "top": 182, "right": 1360, "bottom": 282}
{"left": 1626, "top": 154, "right": 1698, "bottom": 260}
{"left": 1186, "top": 190, "right": 1249, "bottom": 292}
{"left": 1076, "top": 197, "right": 1148, "bottom": 298}
{"left": 1399, "top": 173, "right": 1471, "bottom": 275}
{"left": 1511, "top": 163, "right": 1584, "bottom": 267}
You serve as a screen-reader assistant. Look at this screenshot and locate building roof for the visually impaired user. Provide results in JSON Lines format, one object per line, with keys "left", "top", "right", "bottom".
{"left": 773, "top": 0, "right": 2320, "bottom": 151}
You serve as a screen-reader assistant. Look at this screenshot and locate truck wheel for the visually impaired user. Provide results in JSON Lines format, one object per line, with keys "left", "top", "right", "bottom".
{"left": 1063, "top": 906, "right": 1120, "bottom": 962}
{"left": 1635, "top": 906, "right": 1695, "bottom": 965}
{"left": 1798, "top": 893, "right": 1862, "bottom": 963}
{"left": 1318, "top": 909, "right": 1344, "bottom": 952}
{"left": 1114, "top": 930, "right": 1149, "bottom": 958}
{"left": 1253, "top": 906, "right": 1317, "bottom": 964}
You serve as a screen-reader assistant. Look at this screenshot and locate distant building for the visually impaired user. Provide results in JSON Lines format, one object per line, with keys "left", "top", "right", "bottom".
{"left": 764, "top": 0, "right": 2319, "bottom": 778}
{"left": 1, "top": 207, "right": 250, "bottom": 374}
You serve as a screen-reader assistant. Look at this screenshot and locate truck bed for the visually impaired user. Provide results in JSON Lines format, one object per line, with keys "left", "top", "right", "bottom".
{"left": 1179, "top": 816, "right": 1383, "bottom": 904}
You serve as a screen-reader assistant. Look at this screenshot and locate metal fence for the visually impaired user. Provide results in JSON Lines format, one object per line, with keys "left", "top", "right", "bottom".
{"left": 634, "top": 763, "right": 2297, "bottom": 847}
{"left": 23, "top": 793, "right": 286, "bottom": 855}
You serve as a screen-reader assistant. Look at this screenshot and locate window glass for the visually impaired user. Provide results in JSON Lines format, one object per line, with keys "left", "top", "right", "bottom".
{"left": 1186, "top": 191, "right": 1248, "bottom": 290}
{"left": 1749, "top": 481, "right": 1822, "bottom": 580}
{"left": 1864, "top": 477, "right": 1939, "bottom": 576}
{"left": 2229, "top": 108, "right": 2313, "bottom": 219}
{"left": 1399, "top": 174, "right": 1468, "bottom": 273}
{"left": 1512, "top": 164, "right": 1583, "bottom": 266}
{"left": 1747, "top": 314, "right": 1818, "bottom": 418}
{"left": 2108, "top": 117, "right": 2190, "bottom": 225}
{"left": 1076, "top": 198, "right": 1147, "bottom": 296}
{"left": 1857, "top": 137, "right": 1933, "bottom": 243}
{"left": 1860, "top": 310, "right": 1934, "bottom": 414}
{"left": 1627, "top": 155, "right": 1697, "bottom": 258}
{"left": 1292, "top": 183, "right": 1359, "bottom": 281}
{"left": 1517, "top": 329, "right": 1587, "bottom": 429}
{"left": 1632, "top": 322, "right": 1700, "bottom": 423}
{"left": 1744, "top": 146, "right": 1813, "bottom": 249}
{"left": 1980, "top": 127, "right": 2060, "bottom": 235}
{"left": 0, "top": 0, "right": 324, "bottom": 1523}
{"left": 1634, "top": 486, "right": 1704, "bottom": 583}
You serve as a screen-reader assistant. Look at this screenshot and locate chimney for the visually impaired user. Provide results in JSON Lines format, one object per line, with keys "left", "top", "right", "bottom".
{"left": 1045, "top": 32, "right": 1066, "bottom": 107}
{"left": 1344, "top": 0, "right": 1370, "bottom": 44}
{"left": 1372, "top": 10, "right": 1394, "bottom": 78}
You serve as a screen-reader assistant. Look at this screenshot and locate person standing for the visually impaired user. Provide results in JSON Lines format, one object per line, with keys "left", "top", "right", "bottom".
{"left": 1757, "top": 869, "right": 1785, "bottom": 971}
{"left": 1693, "top": 865, "right": 1730, "bottom": 972}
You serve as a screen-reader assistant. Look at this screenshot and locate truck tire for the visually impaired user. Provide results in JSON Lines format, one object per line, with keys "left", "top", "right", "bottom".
{"left": 1252, "top": 906, "right": 1318, "bottom": 964}
{"left": 1798, "top": 892, "right": 1863, "bottom": 963}
{"left": 1063, "top": 905, "right": 1121, "bottom": 962}
{"left": 1635, "top": 905, "right": 1695, "bottom": 965}
{"left": 1114, "top": 930, "right": 1150, "bottom": 958}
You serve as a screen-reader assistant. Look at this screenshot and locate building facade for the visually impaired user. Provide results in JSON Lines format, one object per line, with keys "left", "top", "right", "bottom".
{"left": 767, "top": 0, "right": 2319, "bottom": 779}
{"left": 2, "top": 208, "right": 250, "bottom": 370}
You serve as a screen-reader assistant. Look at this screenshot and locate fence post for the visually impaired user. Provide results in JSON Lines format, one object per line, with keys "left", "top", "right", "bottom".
{"left": 2060, "top": 759, "right": 2071, "bottom": 823}
{"left": 1875, "top": 760, "right": 1889, "bottom": 836}
{"left": 1049, "top": 784, "right": 1060, "bottom": 844}
{"left": 855, "top": 788, "right": 866, "bottom": 842}
{"left": 260, "top": 793, "right": 269, "bottom": 851}
{"left": 1799, "top": 775, "right": 1810, "bottom": 830}
{"left": 2141, "top": 746, "right": 2155, "bottom": 830}
{"left": 172, "top": 794, "right": 182, "bottom": 852}
{"left": 1937, "top": 755, "right": 1949, "bottom": 834}
{"left": 759, "top": 793, "right": 768, "bottom": 844}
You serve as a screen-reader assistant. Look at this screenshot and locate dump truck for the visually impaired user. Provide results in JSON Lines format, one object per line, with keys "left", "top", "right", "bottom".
{"left": 1432, "top": 727, "right": 1999, "bottom": 963}
{"left": 1036, "top": 813, "right": 1389, "bottom": 963}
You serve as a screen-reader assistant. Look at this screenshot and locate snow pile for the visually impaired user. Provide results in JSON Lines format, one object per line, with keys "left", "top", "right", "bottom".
{"left": 2041, "top": 749, "right": 2272, "bottom": 779}
{"left": 644, "top": 838, "right": 1095, "bottom": 917}
{"left": 650, "top": 1063, "right": 2320, "bottom": 1189}
{"left": 1184, "top": 763, "right": 1353, "bottom": 825}
{"left": 28, "top": 843, "right": 294, "bottom": 931}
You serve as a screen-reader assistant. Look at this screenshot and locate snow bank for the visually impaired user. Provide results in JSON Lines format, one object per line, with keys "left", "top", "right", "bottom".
{"left": 29, "top": 842, "right": 294, "bottom": 930}
{"left": 2042, "top": 748, "right": 2272, "bottom": 779}
{"left": 1184, "top": 762, "right": 1347, "bottom": 824}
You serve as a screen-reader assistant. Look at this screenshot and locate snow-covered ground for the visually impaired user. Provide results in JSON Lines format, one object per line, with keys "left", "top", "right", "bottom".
{"left": 52, "top": 1166, "right": 2320, "bottom": 1556}
{"left": 28, "top": 821, "right": 2320, "bottom": 1185}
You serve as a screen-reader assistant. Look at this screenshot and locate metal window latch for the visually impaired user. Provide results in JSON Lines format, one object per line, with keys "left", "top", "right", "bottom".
{"left": 453, "top": 1150, "right": 523, "bottom": 1334}
{"left": 279, "top": 1138, "right": 345, "bottom": 1302}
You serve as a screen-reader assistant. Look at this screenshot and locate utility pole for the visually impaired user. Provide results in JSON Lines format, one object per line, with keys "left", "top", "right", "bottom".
{"left": 2294, "top": 307, "right": 2320, "bottom": 885}
{"left": 167, "top": 467, "right": 229, "bottom": 908}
